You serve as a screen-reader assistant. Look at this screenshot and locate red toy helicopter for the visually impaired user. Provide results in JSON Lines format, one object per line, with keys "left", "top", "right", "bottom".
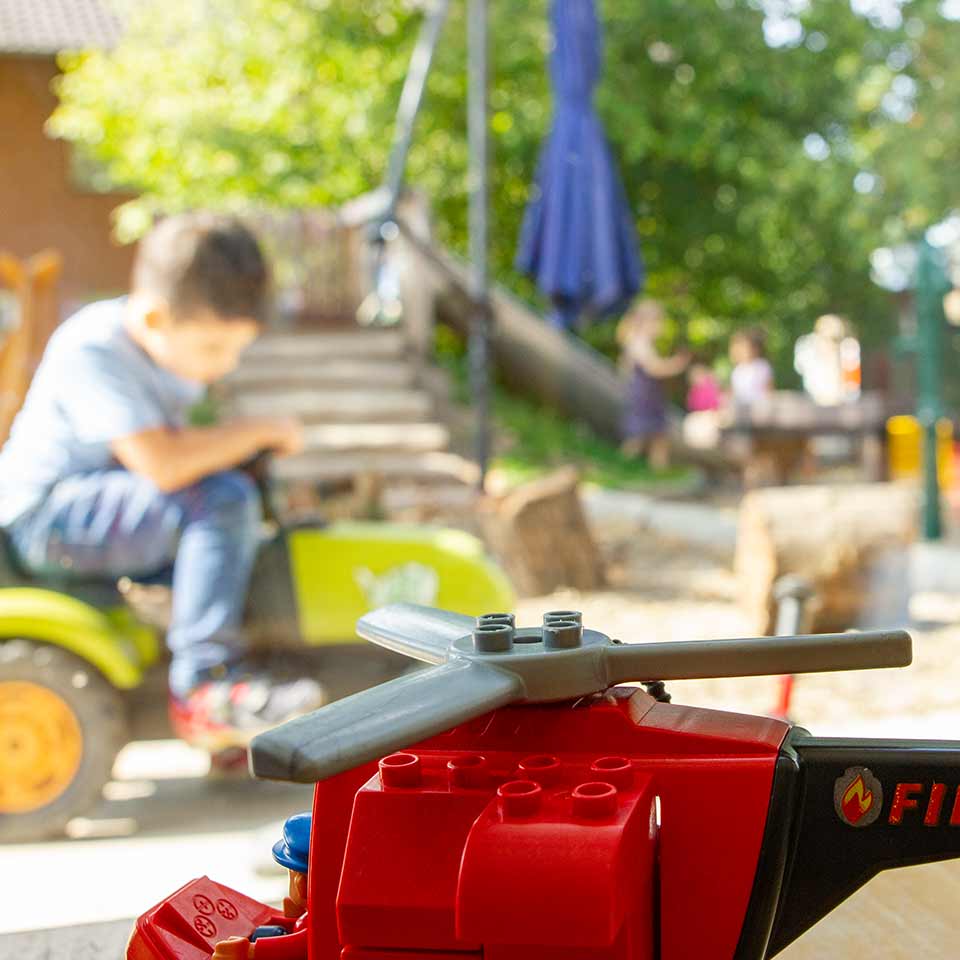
{"left": 128, "top": 604, "right": 960, "bottom": 960}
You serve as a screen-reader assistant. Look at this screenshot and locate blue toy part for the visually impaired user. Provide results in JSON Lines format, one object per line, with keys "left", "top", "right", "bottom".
{"left": 272, "top": 811, "right": 312, "bottom": 873}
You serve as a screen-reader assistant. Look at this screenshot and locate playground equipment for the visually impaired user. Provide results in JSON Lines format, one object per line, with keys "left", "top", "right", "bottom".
{"left": 127, "top": 602, "right": 960, "bottom": 959}
{"left": 895, "top": 238, "right": 956, "bottom": 539}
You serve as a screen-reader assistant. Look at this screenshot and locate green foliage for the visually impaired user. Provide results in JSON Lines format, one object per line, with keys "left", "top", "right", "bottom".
{"left": 490, "top": 389, "right": 695, "bottom": 491}
{"left": 51, "top": 0, "right": 421, "bottom": 239}
{"left": 50, "top": 0, "right": 960, "bottom": 371}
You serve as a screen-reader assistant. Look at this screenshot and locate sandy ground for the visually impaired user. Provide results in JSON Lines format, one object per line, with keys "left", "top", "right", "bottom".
{"left": 3, "top": 516, "right": 960, "bottom": 954}
{"left": 517, "top": 529, "right": 960, "bottom": 740}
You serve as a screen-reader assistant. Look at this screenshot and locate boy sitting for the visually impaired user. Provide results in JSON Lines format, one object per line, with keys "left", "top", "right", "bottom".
{"left": 0, "top": 213, "right": 323, "bottom": 743}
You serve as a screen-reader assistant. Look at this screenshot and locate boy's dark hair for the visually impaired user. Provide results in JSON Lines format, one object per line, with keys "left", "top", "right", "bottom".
{"left": 133, "top": 213, "right": 270, "bottom": 324}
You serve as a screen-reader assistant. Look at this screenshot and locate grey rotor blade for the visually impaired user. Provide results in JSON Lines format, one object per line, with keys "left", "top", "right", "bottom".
{"left": 602, "top": 629, "right": 912, "bottom": 684}
{"left": 249, "top": 658, "right": 523, "bottom": 783}
{"left": 356, "top": 603, "right": 475, "bottom": 664}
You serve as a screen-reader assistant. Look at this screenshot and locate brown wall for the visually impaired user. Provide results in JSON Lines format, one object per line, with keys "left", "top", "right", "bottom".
{"left": 0, "top": 55, "right": 134, "bottom": 312}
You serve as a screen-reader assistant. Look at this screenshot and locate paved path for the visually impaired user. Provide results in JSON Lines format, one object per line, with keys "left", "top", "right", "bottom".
{"left": 0, "top": 740, "right": 313, "bottom": 937}
{"left": 2, "top": 919, "right": 132, "bottom": 959}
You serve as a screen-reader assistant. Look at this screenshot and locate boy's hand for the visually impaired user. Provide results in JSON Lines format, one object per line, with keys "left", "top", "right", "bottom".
{"left": 256, "top": 417, "right": 304, "bottom": 457}
{"left": 114, "top": 417, "right": 304, "bottom": 493}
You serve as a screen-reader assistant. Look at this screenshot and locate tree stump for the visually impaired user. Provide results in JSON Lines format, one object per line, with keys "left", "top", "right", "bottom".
{"left": 480, "top": 467, "right": 605, "bottom": 597}
{"left": 736, "top": 483, "right": 917, "bottom": 634}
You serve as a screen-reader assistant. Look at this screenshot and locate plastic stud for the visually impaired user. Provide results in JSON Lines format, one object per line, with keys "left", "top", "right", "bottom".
{"left": 448, "top": 753, "right": 488, "bottom": 788}
{"left": 572, "top": 781, "right": 618, "bottom": 818}
{"left": 544, "top": 610, "right": 583, "bottom": 626}
{"left": 518, "top": 753, "right": 562, "bottom": 785}
{"left": 379, "top": 752, "right": 422, "bottom": 787}
{"left": 473, "top": 622, "right": 514, "bottom": 653}
{"left": 543, "top": 620, "right": 582, "bottom": 649}
{"left": 478, "top": 612, "right": 516, "bottom": 628}
{"left": 590, "top": 756, "right": 634, "bottom": 789}
{"left": 498, "top": 779, "right": 542, "bottom": 816}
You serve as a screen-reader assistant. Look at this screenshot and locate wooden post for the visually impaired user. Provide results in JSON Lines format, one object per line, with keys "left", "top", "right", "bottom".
{"left": 479, "top": 467, "right": 606, "bottom": 596}
{"left": 0, "top": 249, "right": 62, "bottom": 446}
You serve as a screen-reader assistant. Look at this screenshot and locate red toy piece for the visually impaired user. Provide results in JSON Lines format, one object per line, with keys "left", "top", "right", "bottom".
{"left": 127, "top": 878, "right": 277, "bottom": 960}
{"left": 314, "top": 692, "right": 785, "bottom": 960}
{"left": 128, "top": 604, "right": 960, "bottom": 959}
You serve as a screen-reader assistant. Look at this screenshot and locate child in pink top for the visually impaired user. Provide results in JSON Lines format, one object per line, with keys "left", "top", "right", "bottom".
{"left": 686, "top": 361, "right": 722, "bottom": 412}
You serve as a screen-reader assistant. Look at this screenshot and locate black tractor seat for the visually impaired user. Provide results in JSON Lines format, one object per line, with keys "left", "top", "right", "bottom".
{"left": 0, "top": 525, "right": 136, "bottom": 609}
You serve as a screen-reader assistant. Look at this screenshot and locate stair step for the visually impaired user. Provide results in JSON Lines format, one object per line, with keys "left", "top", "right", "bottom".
{"left": 382, "top": 482, "right": 480, "bottom": 515}
{"left": 246, "top": 329, "right": 407, "bottom": 361}
{"left": 273, "top": 450, "right": 479, "bottom": 485}
{"left": 228, "top": 388, "right": 434, "bottom": 422}
{"left": 301, "top": 422, "right": 450, "bottom": 453}
{"left": 226, "top": 359, "right": 416, "bottom": 390}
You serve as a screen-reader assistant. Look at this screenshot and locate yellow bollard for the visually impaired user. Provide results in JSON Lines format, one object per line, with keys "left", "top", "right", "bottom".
{"left": 938, "top": 418, "right": 954, "bottom": 489}
{"left": 886, "top": 415, "right": 953, "bottom": 487}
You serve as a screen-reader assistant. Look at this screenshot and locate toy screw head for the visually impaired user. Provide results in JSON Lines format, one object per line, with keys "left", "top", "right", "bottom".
{"left": 473, "top": 622, "right": 514, "bottom": 653}
{"left": 542, "top": 619, "right": 582, "bottom": 649}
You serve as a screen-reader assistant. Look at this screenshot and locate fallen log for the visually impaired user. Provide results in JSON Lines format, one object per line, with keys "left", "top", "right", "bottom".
{"left": 736, "top": 483, "right": 917, "bottom": 634}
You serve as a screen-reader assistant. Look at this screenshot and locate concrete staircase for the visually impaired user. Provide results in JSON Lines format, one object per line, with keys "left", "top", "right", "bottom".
{"left": 223, "top": 326, "right": 477, "bottom": 497}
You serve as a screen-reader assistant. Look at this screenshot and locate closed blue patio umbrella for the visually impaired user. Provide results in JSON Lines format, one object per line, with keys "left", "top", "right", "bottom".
{"left": 516, "top": 0, "right": 643, "bottom": 330}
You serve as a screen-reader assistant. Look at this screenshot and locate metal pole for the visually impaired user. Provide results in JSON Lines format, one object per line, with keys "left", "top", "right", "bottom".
{"left": 467, "top": 0, "right": 491, "bottom": 488}
{"left": 381, "top": 0, "right": 450, "bottom": 226}
{"left": 915, "top": 239, "right": 951, "bottom": 541}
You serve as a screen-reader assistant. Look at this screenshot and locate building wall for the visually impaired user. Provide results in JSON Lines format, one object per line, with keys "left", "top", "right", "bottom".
{"left": 0, "top": 55, "right": 134, "bottom": 312}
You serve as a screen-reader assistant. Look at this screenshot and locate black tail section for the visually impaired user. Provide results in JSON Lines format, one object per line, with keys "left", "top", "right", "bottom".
{"left": 735, "top": 731, "right": 960, "bottom": 958}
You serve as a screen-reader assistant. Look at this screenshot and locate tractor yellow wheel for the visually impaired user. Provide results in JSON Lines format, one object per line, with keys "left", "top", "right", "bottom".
{"left": 0, "top": 681, "right": 84, "bottom": 814}
{"left": 0, "top": 640, "right": 128, "bottom": 841}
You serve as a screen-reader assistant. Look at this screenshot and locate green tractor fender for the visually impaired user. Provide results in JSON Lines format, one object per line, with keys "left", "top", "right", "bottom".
{"left": 283, "top": 522, "right": 516, "bottom": 645}
{"left": 0, "top": 587, "right": 152, "bottom": 689}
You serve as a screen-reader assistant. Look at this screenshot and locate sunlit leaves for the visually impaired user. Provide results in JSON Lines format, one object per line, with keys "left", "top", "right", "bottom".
{"left": 49, "top": 0, "right": 960, "bottom": 375}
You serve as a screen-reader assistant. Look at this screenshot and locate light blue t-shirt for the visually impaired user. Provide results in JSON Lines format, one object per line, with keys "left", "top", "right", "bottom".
{"left": 0, "top": 298, "right": 204, "bottom": 526}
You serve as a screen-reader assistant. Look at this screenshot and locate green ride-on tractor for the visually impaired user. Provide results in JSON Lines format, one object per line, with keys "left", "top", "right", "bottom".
{"left": 0, "top": 456, "right": 513, "bottom": 842}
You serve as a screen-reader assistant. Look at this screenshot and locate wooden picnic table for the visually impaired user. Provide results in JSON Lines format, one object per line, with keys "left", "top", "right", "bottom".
{"left": 723, "top": 389, "right": 887, "bottom": 436}
{"left": 719, "top": 390, "right": 888, "bottom": 484}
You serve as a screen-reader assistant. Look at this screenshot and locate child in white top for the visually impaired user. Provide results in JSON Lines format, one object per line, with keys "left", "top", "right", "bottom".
{"left": 729, "top": 328, "right": 773, "bottom": 407}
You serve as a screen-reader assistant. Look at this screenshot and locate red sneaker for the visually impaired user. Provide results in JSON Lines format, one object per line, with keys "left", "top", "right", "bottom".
{"left": 169, "top": 674, "right": 325, "bottom": 751}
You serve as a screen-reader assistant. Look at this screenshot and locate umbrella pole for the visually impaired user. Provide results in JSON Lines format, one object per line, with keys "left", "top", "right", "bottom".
{"left": 467, "top": 0, "right": 491, "bottom": 489}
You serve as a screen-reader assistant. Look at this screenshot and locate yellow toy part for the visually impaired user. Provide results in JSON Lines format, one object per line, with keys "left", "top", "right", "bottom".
{"left": 0, "top": 680, "right": 83, "bottom": 813}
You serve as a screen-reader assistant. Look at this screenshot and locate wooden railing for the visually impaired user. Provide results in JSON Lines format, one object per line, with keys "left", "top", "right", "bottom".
{"left": 0, "top": 250, "right": 62, "bottom": 446}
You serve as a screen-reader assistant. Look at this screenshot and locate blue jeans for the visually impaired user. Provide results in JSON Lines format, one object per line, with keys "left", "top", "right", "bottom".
{"left": 8, "top": 469, "right": 261, "bottom": 697}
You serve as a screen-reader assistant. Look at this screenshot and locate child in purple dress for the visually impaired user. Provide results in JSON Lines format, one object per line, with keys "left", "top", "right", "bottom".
{"left": 616, "top": 299, "right": 689, "bottom": 469}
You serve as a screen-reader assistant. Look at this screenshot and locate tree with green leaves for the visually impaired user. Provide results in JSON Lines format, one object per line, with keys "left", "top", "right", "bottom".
{"left": 50, "top": 0, "right": 960, "bottom": 378}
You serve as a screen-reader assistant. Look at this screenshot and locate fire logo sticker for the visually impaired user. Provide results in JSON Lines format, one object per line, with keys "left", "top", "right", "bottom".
{"left": 834, "top": 766, "right": 884, "bottom": 828}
